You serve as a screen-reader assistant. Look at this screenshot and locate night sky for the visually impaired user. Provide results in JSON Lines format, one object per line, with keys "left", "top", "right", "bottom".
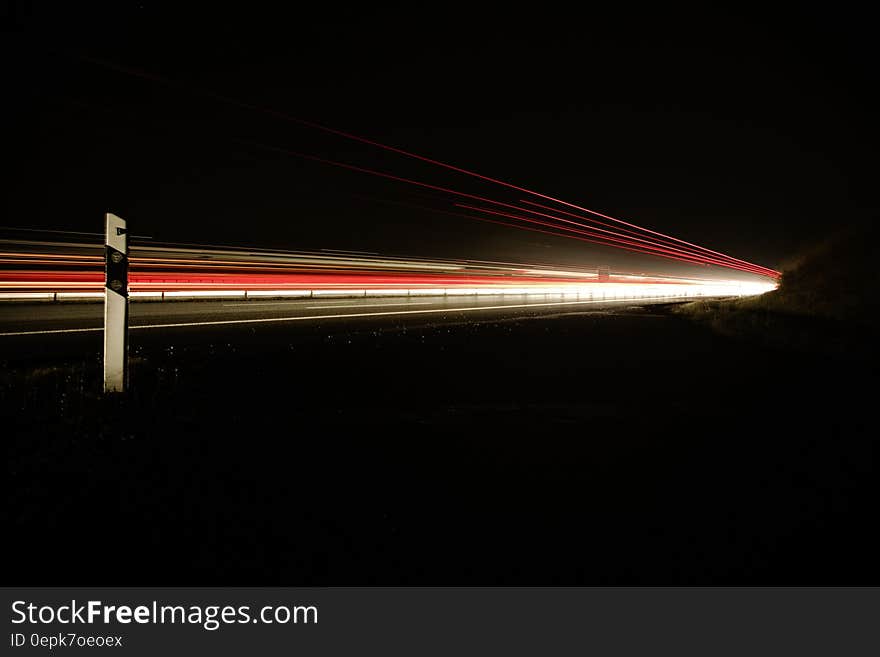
{"left": 6, "top": 3, "right": 877, "bottom": 272}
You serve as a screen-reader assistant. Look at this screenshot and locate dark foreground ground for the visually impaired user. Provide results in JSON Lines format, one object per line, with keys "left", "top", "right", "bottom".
{"left": 2, "top": 302, "right": 876, "bottom": 584}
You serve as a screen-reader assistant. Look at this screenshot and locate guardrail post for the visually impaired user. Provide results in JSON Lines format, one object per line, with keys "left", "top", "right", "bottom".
{"left": 103, "top": 212, "right": 129, "bottom": 393}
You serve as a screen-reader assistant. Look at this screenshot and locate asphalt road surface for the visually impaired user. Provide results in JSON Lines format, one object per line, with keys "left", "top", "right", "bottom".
{"left": 0, "top": 294, "right": 687, "bottom": 357}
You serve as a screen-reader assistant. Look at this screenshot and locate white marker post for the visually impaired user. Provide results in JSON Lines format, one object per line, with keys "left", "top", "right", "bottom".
{"left": 103, "top": 213, "right": 129, "bottom": 393}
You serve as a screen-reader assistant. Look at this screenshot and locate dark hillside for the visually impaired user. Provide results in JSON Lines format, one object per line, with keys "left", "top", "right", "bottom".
{"left": 677, "top": 223, "right": 879, "bottom": 353}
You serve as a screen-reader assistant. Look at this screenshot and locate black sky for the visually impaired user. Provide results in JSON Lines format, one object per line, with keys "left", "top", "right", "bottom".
{"left": 5, "top": 2, "right": 878, "bottom": 272}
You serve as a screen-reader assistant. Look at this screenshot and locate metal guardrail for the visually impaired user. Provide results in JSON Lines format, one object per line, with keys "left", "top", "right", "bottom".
{"left": 0, "top": 282, "right": 774, "bottom": 303}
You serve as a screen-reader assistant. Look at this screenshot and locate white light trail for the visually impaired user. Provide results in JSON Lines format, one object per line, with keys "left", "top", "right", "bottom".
{"left": 0, "top": 294, "right": 767, "bottom": 337}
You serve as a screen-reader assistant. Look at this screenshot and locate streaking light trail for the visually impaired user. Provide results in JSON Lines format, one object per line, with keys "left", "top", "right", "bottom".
{"left": 77, "top": 56, "right": 780, "bottom": 280}
{"left": 0, "top": 239, "right": 776, "bottom": 302}
{"left": 454, "top": 203, "right": 777, "bottom": 277}
{"left": 235, "top": 139, "right": 779, "bottom": 279}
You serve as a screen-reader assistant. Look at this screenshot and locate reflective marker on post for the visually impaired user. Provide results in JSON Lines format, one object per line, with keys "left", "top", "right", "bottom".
{"left": 103, "top": 212, "right": 129, "bottom": 393}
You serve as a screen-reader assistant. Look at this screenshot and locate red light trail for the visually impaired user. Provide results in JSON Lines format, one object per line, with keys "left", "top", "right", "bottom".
{"left": 77, "top": 55, "right": 780, "bottom": 280}
{"left": 238, "top": 139, "right": 778, "bottom": 278}
{"left": 515, "top": 200, "right": 777, "bottom": 276}
{"left": 0, "top": 241, "right": 776, "bottom": 303}
{"left": 454, "top": 204, "right": 777, "bottom": 277}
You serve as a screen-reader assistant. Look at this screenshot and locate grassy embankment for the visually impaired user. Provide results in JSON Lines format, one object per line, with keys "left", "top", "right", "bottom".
{"left": 674, "top": 223, "right": 878, "bottom": 355}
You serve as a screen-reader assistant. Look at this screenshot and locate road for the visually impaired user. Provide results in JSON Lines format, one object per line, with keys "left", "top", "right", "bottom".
{"left": 0, "top": 293, "right": 688, "bottom": 359}
{"left": 0, "top": 293, "right": 689, "bottom": 334}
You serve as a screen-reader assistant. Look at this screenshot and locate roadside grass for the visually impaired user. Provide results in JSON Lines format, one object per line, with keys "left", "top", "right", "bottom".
{"left": 673, "top": 222, "right": 878, "bottom": 357}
